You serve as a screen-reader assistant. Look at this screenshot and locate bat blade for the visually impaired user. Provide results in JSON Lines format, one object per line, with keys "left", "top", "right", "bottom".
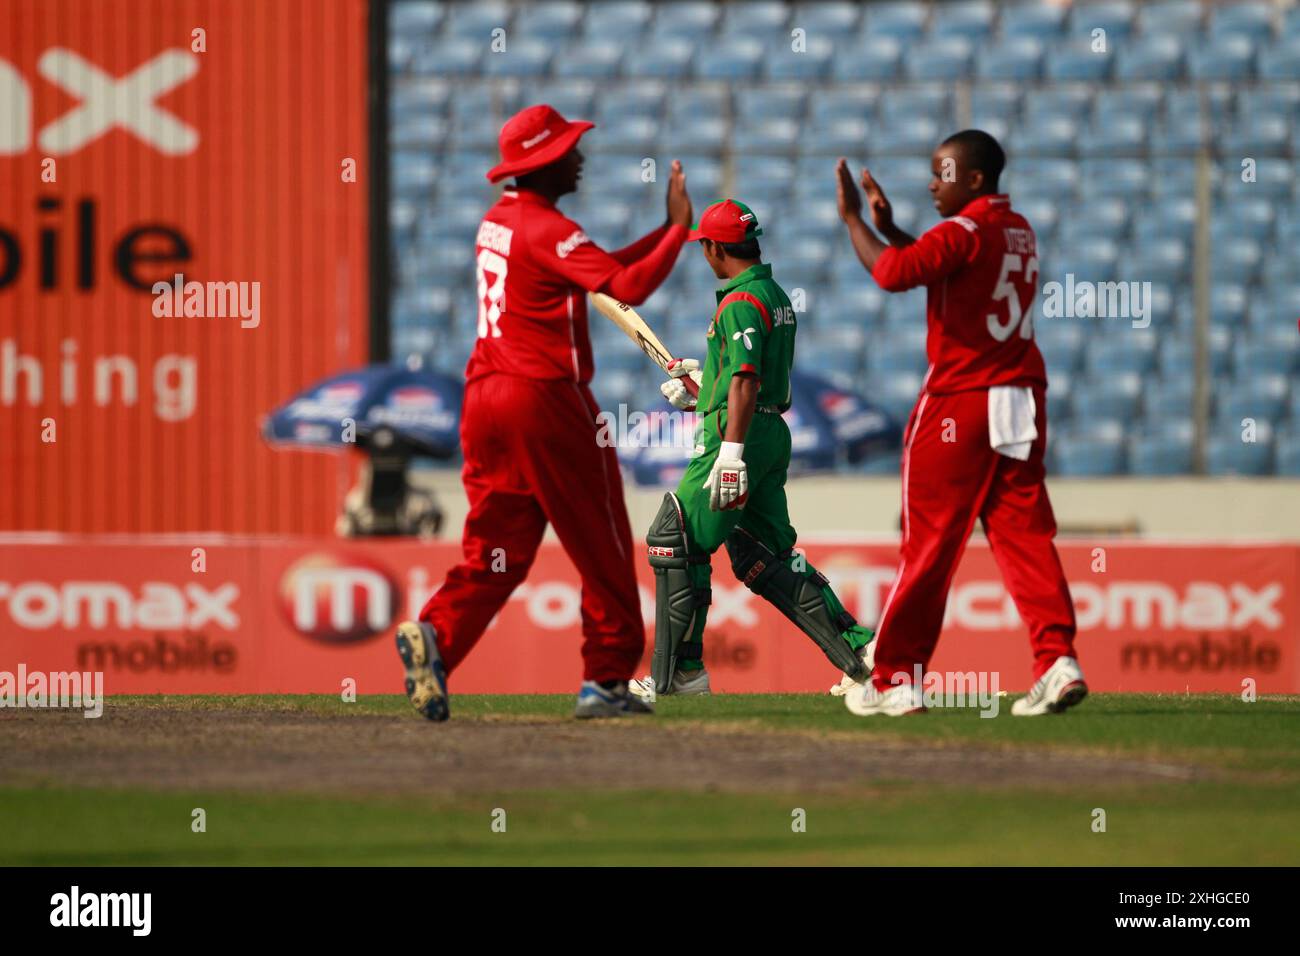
{"left": 589, "top": 292, "right": 699, "bottom": 397}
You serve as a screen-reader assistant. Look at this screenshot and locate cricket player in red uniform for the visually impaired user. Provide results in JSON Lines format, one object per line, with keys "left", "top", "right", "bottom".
{"left": 394, "top": 104, "right": 693, "bottom": 721}
{"left": 834, "top": 130, "right": 1085, "bottom": 717}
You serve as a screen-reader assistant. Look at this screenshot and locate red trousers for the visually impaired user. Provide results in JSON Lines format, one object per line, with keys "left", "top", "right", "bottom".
{"left": 872, "top": 386, "right": 1077, "bottom": 690}
{"left": 419, "top": 373, "right": 644, "bottom": 683}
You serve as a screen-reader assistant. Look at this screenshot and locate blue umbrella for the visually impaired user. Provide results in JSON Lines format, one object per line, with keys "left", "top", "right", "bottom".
{"left": 263, "top": 365, "right": 462, "bottom": 458}
{"left": 794, "top": 370, "right": 901, "bottom": 464}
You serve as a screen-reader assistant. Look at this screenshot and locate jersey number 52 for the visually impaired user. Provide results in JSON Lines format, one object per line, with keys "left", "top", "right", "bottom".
{"left": 986, "top": 253, "right": 1039, "bottom": 342}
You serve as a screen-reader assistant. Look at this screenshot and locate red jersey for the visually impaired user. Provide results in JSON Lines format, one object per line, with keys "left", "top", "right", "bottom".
{"left": 872, "top": 194, "right": 1047, "bottom": 394}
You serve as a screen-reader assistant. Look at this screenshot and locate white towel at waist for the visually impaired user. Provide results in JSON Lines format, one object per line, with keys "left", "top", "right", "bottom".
{"left": 988, "top": 386, "right": 1038, "bottom": 461}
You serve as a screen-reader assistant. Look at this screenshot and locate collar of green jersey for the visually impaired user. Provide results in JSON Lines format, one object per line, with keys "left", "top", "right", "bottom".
{"left": 716, "top": 263, "right": 772, "bottom": 299}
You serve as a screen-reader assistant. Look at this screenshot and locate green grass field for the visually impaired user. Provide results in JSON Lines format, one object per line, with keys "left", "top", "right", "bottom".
{"left": 3, "top": 693, "right": 1298, "bottom": 866}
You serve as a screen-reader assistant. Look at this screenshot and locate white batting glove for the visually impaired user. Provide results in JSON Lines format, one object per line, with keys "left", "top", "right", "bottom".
{"left": 705, "top": 441, "right": 748, "bottom": 511}
{"left": 660, "top": 358, "right": 702, "bottom": 410}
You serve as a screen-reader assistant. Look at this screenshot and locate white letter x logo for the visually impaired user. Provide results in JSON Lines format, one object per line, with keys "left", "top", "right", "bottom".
{"left": 38, "top": 48, "right": 199, "bottom": 155}
{"left": 732, "top": 327, "right": 756, "bottom": 350}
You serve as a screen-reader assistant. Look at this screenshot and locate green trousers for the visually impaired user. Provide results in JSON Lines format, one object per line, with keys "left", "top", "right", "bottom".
{"left": 673, "top": 407, "right": 871, "bottom": 669}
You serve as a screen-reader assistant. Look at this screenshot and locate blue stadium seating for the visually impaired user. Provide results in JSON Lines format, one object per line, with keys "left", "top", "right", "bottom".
{"left": 1129, "top": 420, "right": 1195, "bottom": 475}
{"left": 386, "top": 0, "right": 1300, "bottom": 475}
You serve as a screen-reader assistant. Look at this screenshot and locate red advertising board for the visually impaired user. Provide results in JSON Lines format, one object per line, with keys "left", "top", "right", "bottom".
{"left": 0, "top": 0, "right": 370, "bottom": 534}
{"left": 1, "top": 535, "right": 1296, "bottom": 696}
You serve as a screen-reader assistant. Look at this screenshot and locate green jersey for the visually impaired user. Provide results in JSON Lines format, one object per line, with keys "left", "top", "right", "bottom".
{"left": 697, "top": 263, "right": 796, "bottom": 416}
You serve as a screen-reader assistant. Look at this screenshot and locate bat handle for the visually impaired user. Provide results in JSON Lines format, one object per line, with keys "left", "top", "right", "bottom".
{"left": 683, "top": 374, "right": 700, "bottom": 398}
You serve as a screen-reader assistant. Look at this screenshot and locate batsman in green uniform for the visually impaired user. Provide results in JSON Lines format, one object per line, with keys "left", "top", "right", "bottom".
{"left": 631, "top": 199, "right": 875, "bottom": 702}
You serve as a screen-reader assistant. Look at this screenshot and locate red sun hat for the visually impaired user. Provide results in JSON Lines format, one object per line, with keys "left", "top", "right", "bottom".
{"left": 687, "top": 198, "right": 764, "bottom": 243}
{"left": 486, "top": 104, "right": 594, "bottom": 184}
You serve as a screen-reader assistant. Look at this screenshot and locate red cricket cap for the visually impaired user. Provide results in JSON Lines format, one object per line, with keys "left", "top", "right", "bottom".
{"left": 486, "top": 104, "right": 594, "bottom": 184}
{"left": 687, "top": 198, "right": 764, "bottom": 243}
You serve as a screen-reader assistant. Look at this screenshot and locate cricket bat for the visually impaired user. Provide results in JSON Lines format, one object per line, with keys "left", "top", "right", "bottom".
{"left": 589, "top": 292, "right": 699, "bottom": 397}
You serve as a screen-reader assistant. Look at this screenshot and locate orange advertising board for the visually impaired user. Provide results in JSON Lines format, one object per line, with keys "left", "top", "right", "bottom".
{"left": 0, "top": 0, "right": 370, "bottom": 534}
{"left": 1, "top": 535, "right": 1296, "bottom": 696}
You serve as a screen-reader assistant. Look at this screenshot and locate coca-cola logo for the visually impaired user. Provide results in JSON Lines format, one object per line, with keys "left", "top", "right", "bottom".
{"left": 278, "top": 553, "right": 400, "bottom": 644}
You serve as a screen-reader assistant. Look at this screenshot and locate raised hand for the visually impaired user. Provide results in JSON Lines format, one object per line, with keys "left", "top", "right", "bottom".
{"left": 835, "top": 158, "right": 862, "bottom": 222}
{"left": 860, "top": 167, "right": 895, "bottom": 233}
{"left": 666, "top": 159, "right": 693, "bottom": 228}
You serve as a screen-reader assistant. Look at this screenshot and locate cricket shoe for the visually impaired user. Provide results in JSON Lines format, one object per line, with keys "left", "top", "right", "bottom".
{"left": 1012, "top": 656, "right": 1088, "bottom": 716}
{"left": 844, "top": 681, "right": 925, "bottom": 717}
{"left": 829, "top": 642, "right": 875, "bottom": 697}
{"left": 574, "top": 681, "right": 655, "bottom": 719}
{"left": 629, "top": 668, "right": 712, "bottom": 703}
{"left": 395, "top": 621, "right": 449, "bottom": 722}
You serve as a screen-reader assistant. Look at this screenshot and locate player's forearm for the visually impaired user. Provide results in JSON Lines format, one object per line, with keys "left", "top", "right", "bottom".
{"left": 723, "top": 374, "right": 759, "bottom": 445}
{"left": 600, "top": 224, "right": 688, "bottom": 304}
{"left": 608, "top": 223, "right": 670, "bottom": 265}
{"left": 842, "top": 214, "right": 890, "bottom": 271}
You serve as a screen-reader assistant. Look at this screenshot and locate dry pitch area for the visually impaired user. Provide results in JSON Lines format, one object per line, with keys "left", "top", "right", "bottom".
{"left": 1, "top": 693, "right": 1297, "bottom": 865}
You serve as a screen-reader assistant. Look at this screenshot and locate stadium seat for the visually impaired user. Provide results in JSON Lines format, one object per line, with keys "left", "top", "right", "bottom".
{"left": 1210, "top": 284, "right": 1250, "bottom": 330}
{"left": 1009, "top": 115, "right": 1079, "bottom": 158}
{"left": 1222, "top": 115, "right": 1292, "bottom": 157}
{"left": 1085, "top": 333, "right": 1159, "bottom": 376}
{"left": 1252, "top": 284, "right": 1300, "bottom": 332}
{"left": 1045, "top": 39, "right": 1113, "bottom": 82}
{"left": 1071, "top": 373, "right": 1142, "bottom": 421}
{"left": 624, "top": 37, "right": 696, "bottom": 78}
{"left": 1158, "top": 330, "right": 1232, "bottom": 377}
{"left": 1210, "top": 1, "right": 1277, "bottom": 43}
{"left": 976, "top": 38, "right": 1045, "bottom": 81}
{"left": 1079, "top": 115, "right": 1146, "bottom": 157}
{"left": 828, "top": 286, "right": 887, "bottom": 323}
{"left": 428, "top": 37, "right": 487, "bottom": 76}
{"left": 1188, "top": 34, "right": 1256, "bottom": 81}
{"left": 732, "top": 117, "right": 802, "bottom": 154}
{"left": 871, "top": 115, "right": 941, "bottom": 154}
{"left": 514, "top": 2, "right": 584, "bottom": 42}
{"left": 1274, "top": 424, "right": 1300, "bottom": 476}
{"left": 1258, "top": 37, "right": 1300, "bottom": 80}
{"left": 1216, "top": 376, "right": 1291, "bottom": 424}
{"left": 1000, "top": 2, "right": 1067, "bottom": 41}
{"left": 660, "top": 116, "right": 728, "bottom": 152}
{"left": 1051, "top": 423, "right": 1127, "bottom": 477}
{"left": 859, "top": 2, "right": 928, "bottom": 42}
{"left": 1115, "top": 35, "right": 1185, "bottom": 82}
{"left": 1068, "top": 1, "right": 1137, "bottom": 41}
{"left": 865, "top": 337, "right": 929, "bottom": 376}
{"left": 582, "top": 1, "right": 653, "bottom": 39}
{"left": 792, "top": 1, "right": 861, "bottom": 35}
{"left": 905, "top": 37, "right": 975, "bottom": 81}
{"left": 724, "top": 0, "right": 790, "bottom": 40}
{"left": 484, "top": 40, "right": 553, "bottom": 78}
{"left": 877, "top": 86, "right": 952, "bottom": 123}
{"left": 1136, "top": 0, "right": 1203, "bottom": 36}
{"left": 694, "top": 37, "right": 765, "bottom": 80}
{"left": 831, "top": 36, "right": 903, "bottom": 81}
{"left": 1034, "top": 321, "right": 1085, "bottom": 372}
{"left": 1210, "top": 239, "right": 1263, "bottom": 286}
{"left": 1207, "top": 428, "right": 1275, "bottom": 476}
{"left": 1141, "top": 378, "right": 1194, "bottom": 419}
{"left": 1078, "top": 159, "right": 1149, "bottom": 201}
{"left": 553, "top": 40, "right": 624, "bottom": 79}
{"left": 1128, "top": 420, "right": 1194, "bottom": 475}
{"left": 1123, "top": 238, "right": 1189, "bottom": 285}
{"left": 1233, "top": 330, "right": 1300, "bottom": 378}
{"left": 1093, "top": 85, "right": 1163, "bottom": 123}
{"left": 764, "top": 36, "right": 835, "bottom": 81}
{"left": 442, "top": 1, "right": 512, "bottom": 40}
{"left": 648, "top": 1, "right": 719, "bottom": 40}
{"left": 931, "top": 1, "right": 996, "bottom": 41}
{"left": 1211, "top": 198, "right": 1275, "bottom": 244}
